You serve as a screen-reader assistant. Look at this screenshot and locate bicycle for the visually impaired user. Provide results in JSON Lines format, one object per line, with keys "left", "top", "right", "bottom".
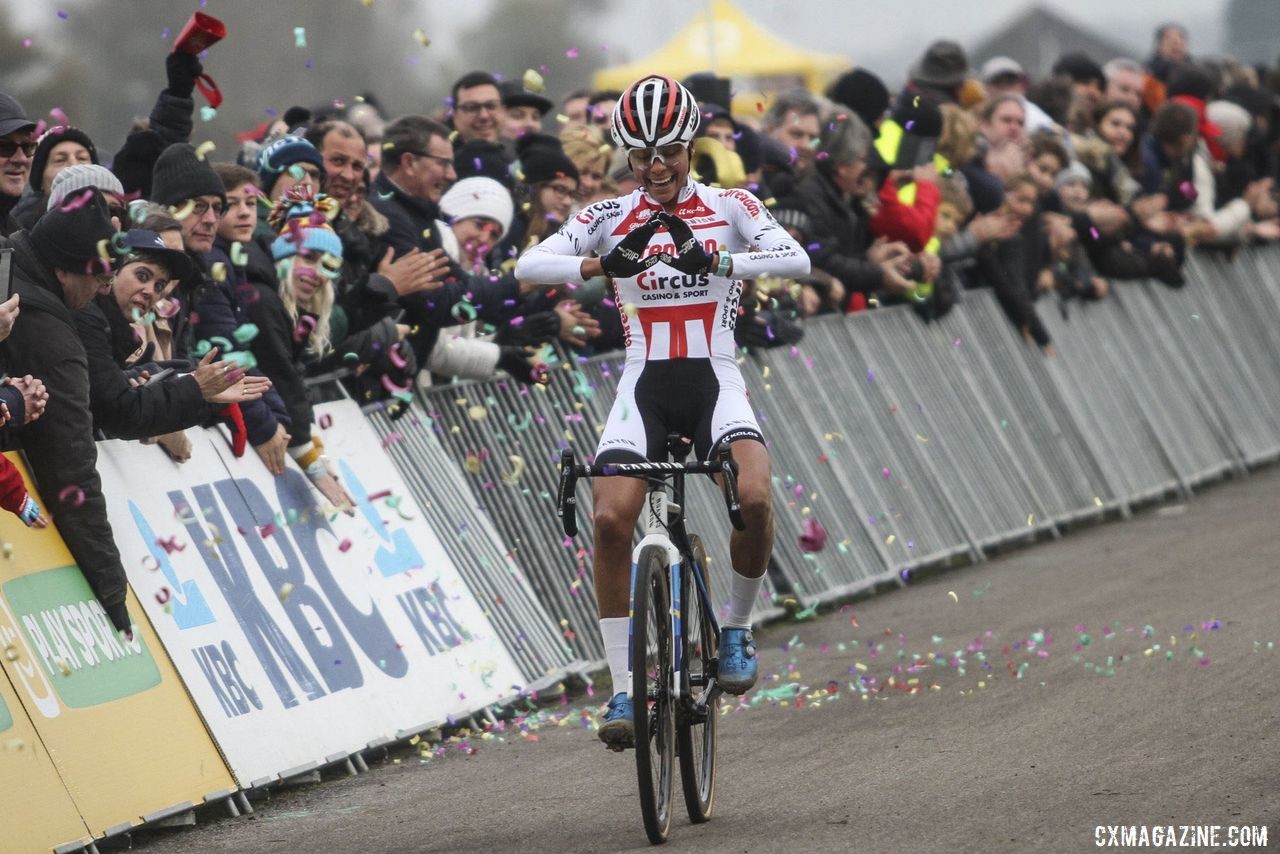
{"left": 557, "top": 433, "right": 746, "bottom": 844}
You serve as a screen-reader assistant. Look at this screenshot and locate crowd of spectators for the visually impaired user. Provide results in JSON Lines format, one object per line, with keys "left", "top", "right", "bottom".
{"left": 0, "top": 18, "right": 1277, "bottom": 631}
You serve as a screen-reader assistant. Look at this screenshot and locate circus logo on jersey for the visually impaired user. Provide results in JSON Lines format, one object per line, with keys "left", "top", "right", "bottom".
{"left": 635, "top": 302, "right": 717, "bottom": 360}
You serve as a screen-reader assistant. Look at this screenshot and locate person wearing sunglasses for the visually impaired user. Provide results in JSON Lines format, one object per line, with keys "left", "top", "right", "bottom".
{"left": 515, "top": 75, "right": 810, "bottom": 748}
{"left": 0, "top": 91, "right": 37, "bottom": 236}
{"left": 152, "top": 142, "right": 294, "bottom": 478}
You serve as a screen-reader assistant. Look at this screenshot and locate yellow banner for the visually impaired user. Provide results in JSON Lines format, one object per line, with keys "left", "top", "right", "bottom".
{"left": 0, "top": 452, "right": 235, "bottom": 840}
{"left": 0, "top": 664, "right": 90, "bottom": 853}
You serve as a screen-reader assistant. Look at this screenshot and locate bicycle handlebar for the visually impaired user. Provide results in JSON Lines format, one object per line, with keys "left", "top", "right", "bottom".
{"left": 556, "top": 448, "right": 746, "bottom": 537}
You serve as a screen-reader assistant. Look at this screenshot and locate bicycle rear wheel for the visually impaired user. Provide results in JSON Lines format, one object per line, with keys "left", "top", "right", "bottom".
{"left": 632, "top": 545, "right": 675, "bottom": 844}
{"left": 677, "top": 534, "right": 718, "bottom": 823}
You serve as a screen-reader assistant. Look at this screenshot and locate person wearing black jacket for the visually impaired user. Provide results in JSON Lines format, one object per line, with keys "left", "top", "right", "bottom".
{"left": 789, "top": 111, "right": 915, "bottom": 305}
{"left": 371, "top": 115, "right": 528, "bottom": 364}
{"left": 0, "top": 189, "right": 132, "bottom": 633}
{"left": 0, "top": 91, "right": 37, "bottom": 236}
{"left": 74, "top": 229, "right": 269, "bottom": 441}
{"left": 111, "top": 51, "right": 204, "bottom": 200}
{"left": 151, "top": 142, "right": 293, "bottom": 474}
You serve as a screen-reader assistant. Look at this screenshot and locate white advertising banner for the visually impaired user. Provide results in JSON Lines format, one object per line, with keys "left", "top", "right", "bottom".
{"left": 96, "top": 400, "right": 524, "bottom": 787}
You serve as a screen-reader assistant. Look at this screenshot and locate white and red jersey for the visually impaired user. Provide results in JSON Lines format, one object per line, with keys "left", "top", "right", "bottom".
{"left": 514, "top": 178, "right": 810, "bottom": 372}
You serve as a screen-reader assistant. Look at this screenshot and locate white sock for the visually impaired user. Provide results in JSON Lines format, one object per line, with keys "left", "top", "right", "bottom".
{"left": 599, "top": 617, "right": 631, "bottom": 696}
{"left": 724, "top": 569, "right": 764, "bottom": 629}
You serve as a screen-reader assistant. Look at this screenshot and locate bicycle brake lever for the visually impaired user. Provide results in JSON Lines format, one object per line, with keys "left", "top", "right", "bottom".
{"left": 557, "top": 449, "right": 579, "bottom": 537}
{"left": 718, "top": 450, "right": 746, "bottom": 531}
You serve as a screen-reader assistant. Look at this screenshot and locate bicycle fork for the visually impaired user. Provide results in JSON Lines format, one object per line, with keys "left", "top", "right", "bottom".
{"left": 625, "top": 487, "right": 720, "bottom": 713}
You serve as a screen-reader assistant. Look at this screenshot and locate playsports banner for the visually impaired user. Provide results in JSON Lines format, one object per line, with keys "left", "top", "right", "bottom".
{"left": 0, "top": 453, "right": 234, "bottom": 845}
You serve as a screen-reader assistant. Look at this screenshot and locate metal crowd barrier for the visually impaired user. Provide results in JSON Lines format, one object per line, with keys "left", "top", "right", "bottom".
{"left": 358, "top": 248, "right": 1280, "bottom": 685}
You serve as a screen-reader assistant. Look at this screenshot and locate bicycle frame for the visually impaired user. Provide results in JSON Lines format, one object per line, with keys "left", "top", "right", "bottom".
{"left": 555, "top": 448, "right": 745, "bottom": 706}
{"left": 630, "top": 475, "right": 721, "bottom": 703}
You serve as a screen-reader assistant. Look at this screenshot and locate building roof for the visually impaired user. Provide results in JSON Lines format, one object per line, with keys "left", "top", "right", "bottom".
{"left": 969, "top": 4, "right": 1143, "bottom": 79}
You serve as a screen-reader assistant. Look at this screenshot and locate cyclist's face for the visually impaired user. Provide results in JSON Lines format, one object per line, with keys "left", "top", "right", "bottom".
{"left": 630, "top": 143, "right": 689, "bottom": 206}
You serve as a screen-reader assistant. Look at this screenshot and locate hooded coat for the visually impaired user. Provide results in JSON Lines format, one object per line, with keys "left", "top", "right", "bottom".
{"left": 0, "top": 231, "right": 131, "bottom": 630}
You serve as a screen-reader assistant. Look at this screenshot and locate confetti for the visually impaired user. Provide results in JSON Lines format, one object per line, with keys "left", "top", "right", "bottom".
{"left": 278, "top": 582, "right": 294, "bottom": 602}
{"left": 501, "top": 455, "right": 526, "bottom": 484}
{"left": 947, "top": 591, "right": 959, "bottom": 603}
{"left": 293, "top": 27, "right": 307, "bottom": 48}
{"left": 412, "top": 28, "right": 430, "bottom": 47}
{"left": 58, "top": 485, "right": 85, "bottom": 507}
{"left": 522, "top": 69, "right": 546, "bottom": 93}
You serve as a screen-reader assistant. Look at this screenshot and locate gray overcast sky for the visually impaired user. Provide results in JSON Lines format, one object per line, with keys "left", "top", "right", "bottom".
{"left": 430, "top": 0, "right": 1231, "bottom": 80}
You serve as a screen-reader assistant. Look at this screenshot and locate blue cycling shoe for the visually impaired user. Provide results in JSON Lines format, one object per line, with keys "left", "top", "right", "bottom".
{"left": 717, "top": 627, "right": 758, "bottom": 695}
{"left": 598, "top": 692, "right": 635, "bottom": 751}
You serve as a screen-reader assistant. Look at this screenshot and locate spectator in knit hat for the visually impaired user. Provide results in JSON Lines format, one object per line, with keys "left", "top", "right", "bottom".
{"left": 47, "top": 164, "right": 125, "bottom": 217}
{"left": 0, "top": 187, "right": 134, "bottom": 634}
{"left": 421, "top": 176, "right": 547, "bottom": 386}
{"left": 0, "top": 92, "right": 37, "bottom": 235}
{"left": 12, "top": 125, "right": 99, "bottom": 230}
{"left": 257, "top": 134, "right": 327, "bottom": 201}
{"left": 450, "top": 71, "right": 504, "bottom": 145}
{"left": 501, "top": 132, "right": 579, "bottom": 257}
{"left": 247, "top": 187, "right": 357, "bottom": 511}
{"left": 826, "top": 68, "right": 890, "bottom": 131}
{"left": 454, "top": 138, "right": 514, "bottom": 190}
{"left": 152, "top": 142, "right": 294, "bottom": 474}
{"left": 500, "top": 79, "right": 553, "bottom": 144}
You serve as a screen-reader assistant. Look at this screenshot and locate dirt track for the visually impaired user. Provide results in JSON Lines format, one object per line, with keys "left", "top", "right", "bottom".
{"left": 135, "top": 467, "right": 1279, "bottom": 854}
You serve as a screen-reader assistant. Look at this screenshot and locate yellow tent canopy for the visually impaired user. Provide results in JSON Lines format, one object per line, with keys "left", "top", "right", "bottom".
{"left": 592, "top": 0, "right": 849, "bottom": 100}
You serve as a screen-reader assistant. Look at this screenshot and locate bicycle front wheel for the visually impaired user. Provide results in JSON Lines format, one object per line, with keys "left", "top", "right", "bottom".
{"left": 677, "top": 534, "right": 718, "bottom": 823}
{"left": 632, "top": 545, "right": 675, "bottom": 845}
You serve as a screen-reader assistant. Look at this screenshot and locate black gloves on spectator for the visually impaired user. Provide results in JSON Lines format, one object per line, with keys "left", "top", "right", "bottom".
{"left": 497, "top": 345, "right": 549, "bottom": 385}
{"left": 735, "top": 307, "right": 803, "bottom": 349}
{"left": 165, "top": 52, "right": 203, "bottom": 99}
{"left": 495, "top": 311, "right": 561, "bottom": 347}
{"left": 600, "top": 217, "right": 661, "bottom": 278}
{"left": 105, "top": 601, "right": 132, "bottom": 635}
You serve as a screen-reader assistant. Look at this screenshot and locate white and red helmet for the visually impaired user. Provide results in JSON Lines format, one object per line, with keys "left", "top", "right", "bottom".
{"left": 610, "top": 75, "right": 701, "bottom": 150}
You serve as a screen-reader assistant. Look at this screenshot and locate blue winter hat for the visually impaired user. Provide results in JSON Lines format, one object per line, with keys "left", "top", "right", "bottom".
{"left": 271, "top": 225, "right": 343, "bottom": 262}
{"left": 268, "top": 186, "right": 344, "bottom": 262}
{"left": 257, "top": 134, "right": 326, "bottom": 196}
